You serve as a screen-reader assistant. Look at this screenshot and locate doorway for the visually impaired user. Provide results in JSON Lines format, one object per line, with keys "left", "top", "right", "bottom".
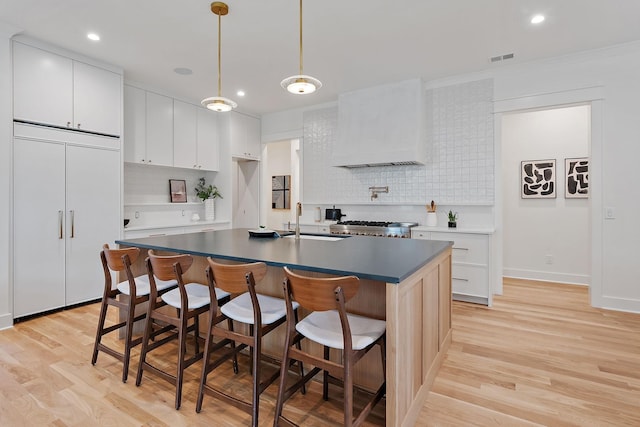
{"left": 500, "top": 104, "right": 591, "bottom": 287}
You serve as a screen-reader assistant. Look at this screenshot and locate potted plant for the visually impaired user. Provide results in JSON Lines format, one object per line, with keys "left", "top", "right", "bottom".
{"left": 195, "top": 178, "right": 222, "bottom": 220}
{"left": 447, "top": 210, "right": 458, "bottom": 228}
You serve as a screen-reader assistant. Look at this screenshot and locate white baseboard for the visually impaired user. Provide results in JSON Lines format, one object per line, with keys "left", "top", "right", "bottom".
{"left": 0, "top": 312, "right": 13, "bottom": 330}
{"left": 503, "top": 268, "right": 590, "bottom": 286}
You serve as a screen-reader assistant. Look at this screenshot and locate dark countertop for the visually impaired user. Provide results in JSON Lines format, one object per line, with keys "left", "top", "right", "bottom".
{"left": 115, "top": 228, "right": 452, "bottom": 283}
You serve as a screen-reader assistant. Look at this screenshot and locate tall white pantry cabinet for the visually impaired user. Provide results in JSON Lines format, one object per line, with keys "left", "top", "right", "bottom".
{"left": 11, "top": 38, "right": 122, "bottom": 318}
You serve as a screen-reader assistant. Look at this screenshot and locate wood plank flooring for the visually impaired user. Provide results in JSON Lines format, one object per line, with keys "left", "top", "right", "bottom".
{"left": 1, "top": 278, "right": 639, "bottom": 426}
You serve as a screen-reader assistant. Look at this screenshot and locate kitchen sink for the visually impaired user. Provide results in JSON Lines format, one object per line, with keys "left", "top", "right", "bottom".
{"left": 282, "top": 234, "right": 345, "bottom": 242}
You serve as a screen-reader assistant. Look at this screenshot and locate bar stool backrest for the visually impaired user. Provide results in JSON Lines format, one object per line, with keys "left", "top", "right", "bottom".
{"left": 102, "top": 244, "right": 140, "bottom": 272}
{"left": 207, "top": 259, "right": 267, "bottom": 294}
{"left": 147, "top": 249, "right": 193, "bottom": 282}
{"left": 283, "top": 266, "right": 360, "bottom": 312}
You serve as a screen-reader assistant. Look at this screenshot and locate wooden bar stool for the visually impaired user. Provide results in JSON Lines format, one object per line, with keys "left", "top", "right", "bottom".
{"left": 91, "top": 244, "right": 178, "bottom": 382}
{"left": 274, "top": 267, "right": 386, "bottom": 427}
{"left": 196, "top": 259, "right": 304, "bottom": 427}
{"left": 135, "top": 250, "right": 231, "bottom": 410}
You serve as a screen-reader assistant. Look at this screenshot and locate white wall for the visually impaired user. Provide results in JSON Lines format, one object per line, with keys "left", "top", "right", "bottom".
{"left": 0, "top": 24, "right": 20, "bottom": 329}
{"left": 265, "top": 140, "right": 293, "bottom": 229}
{"left": 502, "top": 105, "right": 590, "bottom": 285}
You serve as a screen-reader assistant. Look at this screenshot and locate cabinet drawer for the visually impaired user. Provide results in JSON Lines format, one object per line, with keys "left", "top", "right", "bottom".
{"left": 411, "top": 230, "right": 430, "bottom": 240}
{"left": 431, "top": 232, "right": 488, "bottom": 265}
{"left": 123, "top": 227, "right": 184, "bottom": 239}
{"left": 451, "top": 263, "right": 489, "bottom": 298}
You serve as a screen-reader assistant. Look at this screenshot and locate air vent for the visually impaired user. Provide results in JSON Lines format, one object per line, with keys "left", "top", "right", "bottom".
{"left": 490, "top": 52, "right": 515, "bottom": 63}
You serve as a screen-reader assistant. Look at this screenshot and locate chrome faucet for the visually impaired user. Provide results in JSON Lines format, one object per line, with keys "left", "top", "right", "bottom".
{"left": 295, "top": 202, "right": 302, "bottom": 239}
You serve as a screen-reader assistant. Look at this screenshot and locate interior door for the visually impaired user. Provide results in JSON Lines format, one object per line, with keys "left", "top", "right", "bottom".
{"left": 65, "top": 144, "right": 120, "bottom": 305}
{"left": 13, "top": 138, "right": 66, "bottom": 317}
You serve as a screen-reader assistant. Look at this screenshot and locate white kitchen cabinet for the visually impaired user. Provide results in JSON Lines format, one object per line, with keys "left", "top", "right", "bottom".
{"left": 196, "top": 108, "right": 220, "bottom": 171}
{"left": 124, "top": 85, "right": 174, "bottom": 166}
{"left": 13, "top": 126, "right": 121, "bottom": 317}
{"left": 145, "top": 92, "right": 174, "bottom": 167}
{"left": 123, "top": 84, "right": 147, "bottom": 163}
{"left": 173, "top": 100, "right": 219, "bottom": 171}
{"left": 230, "top": 112, "right": 261, "bottom": 160}
{"left": 13, "top": 139, "right": 66, "bottom": 317}
{"left": 13, "top": 41, "right": 121, "bottom": 136}
{"left": 173, "top": 99, "right": 198, "bottom": 169}
{"left": 411, "top": 229, "right": 492, "bottom": 305}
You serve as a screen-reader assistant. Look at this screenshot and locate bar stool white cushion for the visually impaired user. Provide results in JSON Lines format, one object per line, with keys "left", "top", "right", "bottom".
{"left": 162, "top": 283, "right": 230, "bottom": 310}
{"left": 221, "top": 293, "right": 299, "bottom": 325}
{"left": 296, "top": 310, "right": 386, "bottom": 351}
{"left": 116, "top": 275, "right": 177, "bottom": 297}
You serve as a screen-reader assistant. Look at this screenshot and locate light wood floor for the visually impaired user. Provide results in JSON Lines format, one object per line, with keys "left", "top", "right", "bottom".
{"left": 1, "top": 278, "right": 639, "bottom": 426}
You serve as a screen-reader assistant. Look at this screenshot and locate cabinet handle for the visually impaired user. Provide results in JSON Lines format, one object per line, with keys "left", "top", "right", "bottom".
{"left": 58, "top": 210, "right": 63, "bottom": 239}
{"left": 452, "top": 277, "right": 469, "bottom": 282}
{"left": 193, "top": 164, "right": 197, "bottom": 168}
{"left": 148, "top": 160, "right": 152, "bottom": 163}
{"left": 76, "top": 123, "right": 81, "bottom": 129}
{"left": 66, "top": 121, "right": 71, "bottom": 127}
{"left": 148, "top": 233, "right": 166, "bottom": 237}
{"left": 69, "top": 210, "right": 75, "bottom": 238}
{"left": 453, "top": 247, "right": 469, "bottom": 251}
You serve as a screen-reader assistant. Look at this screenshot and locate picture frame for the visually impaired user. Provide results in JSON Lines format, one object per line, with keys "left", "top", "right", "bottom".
{"left": 272, "top": 175, "right": 291, "bottom": 209}
{"left": 565, "top": 157, "right": 589, "bottom": 198}
{"left": 521, "top": 159, "right": 556, "bottom": 199}
{"left": 169, "top": 179, "right": 187, "bottom": 203}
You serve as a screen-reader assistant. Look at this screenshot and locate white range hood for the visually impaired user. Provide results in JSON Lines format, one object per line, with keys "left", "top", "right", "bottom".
{"left": 332, "top": 78, "right": 426, "bottom": 168}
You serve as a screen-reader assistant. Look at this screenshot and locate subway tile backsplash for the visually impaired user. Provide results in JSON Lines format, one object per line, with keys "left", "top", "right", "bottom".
{"left": 303, "top": 79, "right": 494, "bottom": 205}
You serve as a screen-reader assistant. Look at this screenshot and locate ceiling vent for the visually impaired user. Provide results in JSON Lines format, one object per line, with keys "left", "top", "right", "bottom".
{"left": 490, "top": 52, "right": 515, "bottom": 63}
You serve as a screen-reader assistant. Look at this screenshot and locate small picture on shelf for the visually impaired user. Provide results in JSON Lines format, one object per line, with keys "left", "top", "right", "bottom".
{"left": 169, "top": 179, "right": 187, "bottom": 203}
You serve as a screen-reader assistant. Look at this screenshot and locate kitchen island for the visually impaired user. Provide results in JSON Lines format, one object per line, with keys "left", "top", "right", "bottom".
{"left": 116, "top": 228, "right": 452, "bottom": 427}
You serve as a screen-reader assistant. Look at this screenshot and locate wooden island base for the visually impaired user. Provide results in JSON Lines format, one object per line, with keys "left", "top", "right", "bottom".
{"left": 120, "top": 234, "right": 452, "bottom": 427}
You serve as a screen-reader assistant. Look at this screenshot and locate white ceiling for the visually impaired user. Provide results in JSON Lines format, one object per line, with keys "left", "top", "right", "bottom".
{"left": 2, "top": 0, "right": 640, "bottom": 116}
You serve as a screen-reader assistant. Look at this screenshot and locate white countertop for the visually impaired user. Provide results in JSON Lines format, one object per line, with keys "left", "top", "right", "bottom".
{"left": 124, "top": 220, "right": 230, "bottom": 232}
{"left": 412, "top": 225, "right": 495, "bottom": 234}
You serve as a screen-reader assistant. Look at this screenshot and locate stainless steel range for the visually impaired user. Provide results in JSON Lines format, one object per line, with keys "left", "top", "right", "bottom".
{"left": 330, "top": 221, "right": 418, "bottom": 238}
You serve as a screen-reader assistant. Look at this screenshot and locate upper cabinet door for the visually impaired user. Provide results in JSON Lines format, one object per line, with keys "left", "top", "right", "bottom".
{"left": 73, "top": 61, "right": 122, "bottom": 136}
{"left": 13, "top": 42, "right": 73, "bottom": 129}
{"left": 123, "top": 85, "right": 147, "bottom": 163}
{"left": 230, "top": 112, "right": 261, "bottom": 160}
{"left": 197, "top": 108, "right": 219, "bottom": 171}
{"left": 173, "top": 99, "right": 198, "bottom": 169}
{"left": 145, "top": 92, "right": 174, "bottom": 167}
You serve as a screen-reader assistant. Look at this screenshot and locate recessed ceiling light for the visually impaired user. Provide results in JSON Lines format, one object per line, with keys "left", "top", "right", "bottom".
{"left": 173, "top": 67, "right": 193, "bottom": 75}
{"left": 237, "top": 90, "right": 245, "bottom": 97}
{"left": 87, "top": 33, "right": 100, "bottom": 41}
{"left": 531, "top": 14, "right": 545, "bottom": 24}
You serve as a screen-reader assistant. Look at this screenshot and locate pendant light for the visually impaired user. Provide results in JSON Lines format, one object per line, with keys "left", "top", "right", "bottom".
{"left": 202, "top": 2, "right": 237, "bottom": 112}
{"left": 281, "top": 0, "right": 322, "bottom": 95}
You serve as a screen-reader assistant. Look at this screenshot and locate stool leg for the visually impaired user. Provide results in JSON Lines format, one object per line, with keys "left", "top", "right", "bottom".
{"left": 294, "top": 308, "right": 305, "bottom": 395}
{"left": 344, "top": 353, "right": 354, "bottom": 427}
{"left": 323, "top": 345, "right": 330, "bottom": 401}
{"left": 228, "top": 318, "right": 239, "bottom": 374}
{"left": 121, "top": 296, "right": 136, "bottom": 383}
{"left": 196, "top": 307, "right": 216, "bottom": 413}
{"left": 135, "top": 307, "right": 154, "bottom": 387}
{"left": 194, "top": 314, "right": 200, "bottom": 355}
{"left": 175, "top": 314, "right": 188, "bottom": 410}
{"left": 251, "top": 324, "right": 261, "bottom": 427}
{"left": 91, "top": 295, "right": 109, "bottom": 365}
{"left": 273, "top": 330, "right": 292, "bottom": 427}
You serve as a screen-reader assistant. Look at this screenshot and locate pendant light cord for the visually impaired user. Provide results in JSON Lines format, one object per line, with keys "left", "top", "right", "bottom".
{"left": 218, "top": 10, "right": 222, "bottom": 97}
{"left": 299, "top": 0, "right": 303, "bottom": 76}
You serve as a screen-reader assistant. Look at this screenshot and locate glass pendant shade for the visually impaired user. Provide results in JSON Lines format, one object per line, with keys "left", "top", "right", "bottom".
{"left": 281, "top": 75, "right": 322, "bottom": 94}
{"left": 201, "top": 96, "right": 237, "bottom": 112}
